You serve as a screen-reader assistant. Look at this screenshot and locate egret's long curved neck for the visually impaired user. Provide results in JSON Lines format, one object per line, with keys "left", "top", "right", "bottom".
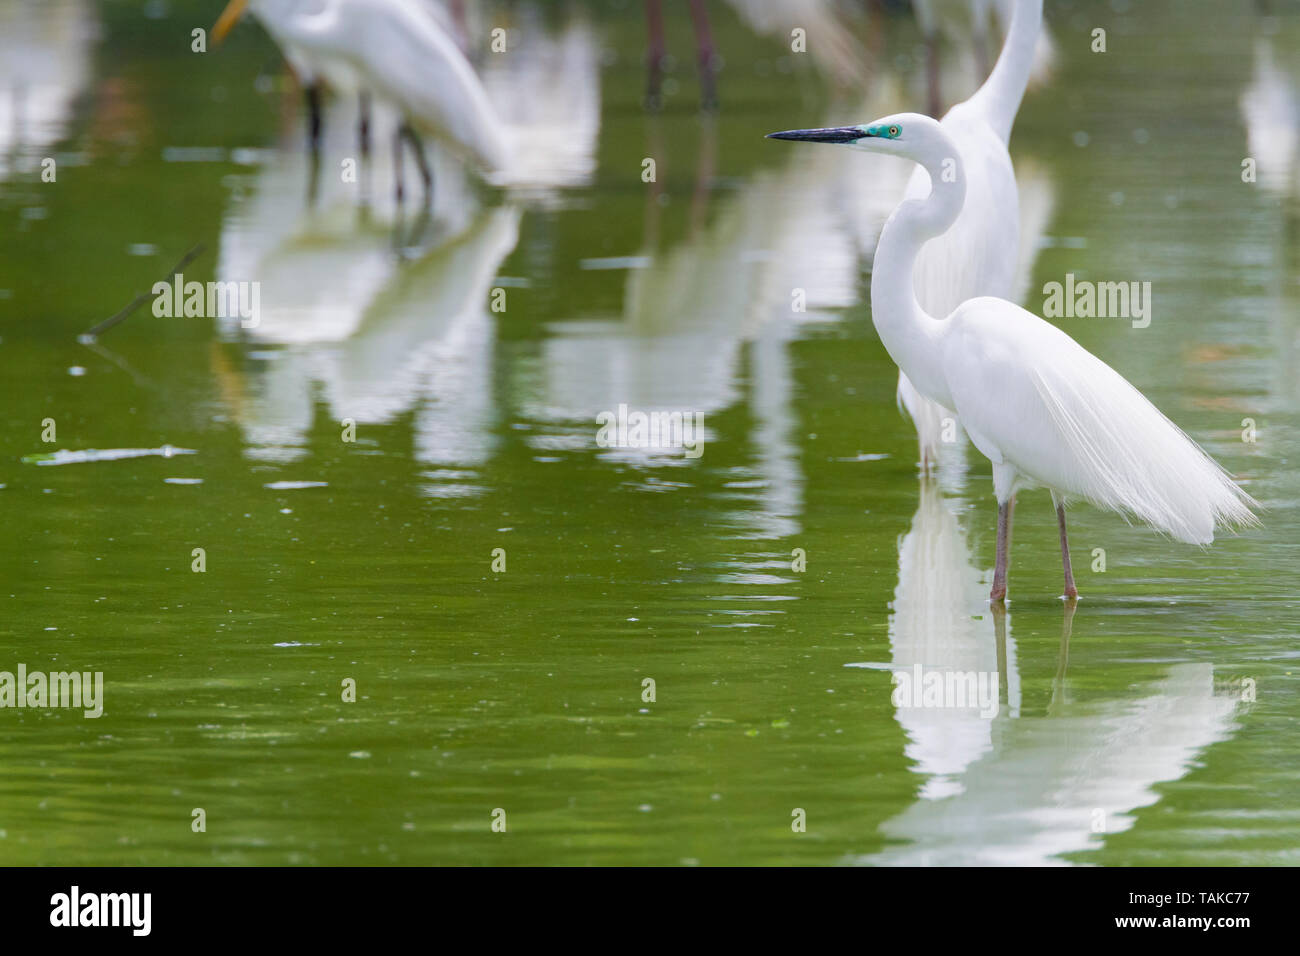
{"left": 871, "top": 149, "right": 966, "bottom": 408}
{"left": 968, "top": 0, "right": 1042, "bottom": 144}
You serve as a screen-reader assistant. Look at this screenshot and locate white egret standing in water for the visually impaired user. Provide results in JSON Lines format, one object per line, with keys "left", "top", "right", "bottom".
{"left": 768, "top": 114, "right": 1258, "bottom": 600}
{"left": 213, "top": 0, "right": 507, "bottom": 203}
{"left": 895, "top": 0, "right": 1042, "bottom": 471}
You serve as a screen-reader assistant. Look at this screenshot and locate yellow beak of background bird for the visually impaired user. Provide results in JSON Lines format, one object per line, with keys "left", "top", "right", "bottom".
{"left": 212, "top": 0, "right": 249, "bottom": 45}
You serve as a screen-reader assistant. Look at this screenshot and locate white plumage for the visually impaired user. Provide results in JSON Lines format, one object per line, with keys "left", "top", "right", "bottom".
{"left": 945, "top": 296, "right": 1257, "bottom": 544}
{"left": 216, "top": 0, "right": 508, "bottom": 175}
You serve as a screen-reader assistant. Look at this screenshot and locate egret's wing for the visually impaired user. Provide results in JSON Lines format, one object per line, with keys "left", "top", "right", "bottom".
{"left": 946, "top": 300, "right": 1257, "bottom": 543}
{"left": 302, "top": 0, "right": 508, "bottom": 172}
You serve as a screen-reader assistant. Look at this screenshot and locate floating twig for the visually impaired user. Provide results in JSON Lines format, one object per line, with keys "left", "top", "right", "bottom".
{"left": 78, "top": 243, "right": 205, "bottom": 343}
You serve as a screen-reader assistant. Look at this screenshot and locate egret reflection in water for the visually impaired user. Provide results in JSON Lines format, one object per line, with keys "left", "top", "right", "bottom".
{"left": 877, "top": 478, "right": 1020, "bottom": 800}
{"left": 211, "top": 6, "right": 600, "bottom": 473}
{"left": 869, "top": 480, "right": 1241, "bottom": 863}
{"left": 524, "top": 101, "right": 875, "bottom": 538}
{"left": 865, "top": 612, "right": 1241, "bottom": 866}
{"left": 215, "top": 108, "right": 518, "bottom": 474}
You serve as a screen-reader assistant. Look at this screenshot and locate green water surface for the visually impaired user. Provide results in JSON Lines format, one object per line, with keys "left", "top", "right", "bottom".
{"left": 0, "top": 0, "right": 1297, "bottom": 865}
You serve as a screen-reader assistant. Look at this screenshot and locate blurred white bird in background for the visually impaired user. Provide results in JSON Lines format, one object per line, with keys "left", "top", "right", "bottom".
{"left": 0, "top": 0, "right": 95, "bottom": 181}
{"left": 476, "top": 9, "right": 601, "bottom": 196}
{"left": 214, "top": 0, "right": 599, "bottom": 204}
{"left": 769, "top": 113, "right": 1258, "bottom": 599}
{"left": 213, "top": 0, "right": 508, "bottom": 205}
{"left": 724, "top": 0, "right": 867, "bottom": 87}
{"left": 1241, "top": 30, "right": 1300, "bottom": 200}
{"left": 1239, "top": 18, "right": 1300, "bottom": 467}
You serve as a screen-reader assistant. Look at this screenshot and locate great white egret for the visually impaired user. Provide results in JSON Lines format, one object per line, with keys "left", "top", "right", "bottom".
{"left": 213, "top": 0, "right": 508, "bottom": 203}
{"left": 896, "top": 0, "right": 1042, "bottom": 472}
{"left": 768, "top": 113, "right": 1258, "bottom": 600}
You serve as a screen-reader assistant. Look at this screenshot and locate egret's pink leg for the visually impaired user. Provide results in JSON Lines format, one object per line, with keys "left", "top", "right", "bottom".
{"left": 990, "top": 496, "right": 1014, "bottom": 602}
{"left": 305, "top": 82, "right": 322, "bottom": 157}
{"left": 644, "top": 0, "right": 666, "bottom": 109}
{"left": 359, "top": 91, "right": 371, "bottom": 162}
{"left": 926, "top": 33, "right": 942, "bottom": 118}
{"left": 393, "top": 127, "right": 404, "bottom": 206}
{"left": 1057, "top": 502, "right": 1079, "bottom": 599}
{"left": 689, "top": 0, "right": 718, "bottom": 109}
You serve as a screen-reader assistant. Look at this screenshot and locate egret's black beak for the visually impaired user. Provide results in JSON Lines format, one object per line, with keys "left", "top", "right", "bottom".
{"left": 766, "top": 126, "right": 864, "bottom": 144}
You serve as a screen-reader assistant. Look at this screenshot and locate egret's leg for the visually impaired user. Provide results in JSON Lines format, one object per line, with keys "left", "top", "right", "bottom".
{"left": 401, "top": 124, "right": 434, "bottom": 208}
{"left": 449, "top": 0, "right": 469, "bottom": 51}
{"left": 305, "top": 82, "right": 323, "bottom": 158}
{"left": 393, "top": 126, "right": 405, "bottom": 207}
{"left": 303, "top": 82, "right": 323, "bottom": 203}
{"left": 355, "top": 92, "right": 372, "bottom": 210}
{"left": 990, "top": 495, "right": 1015, "bottom": 602}
{"left": 359, "top": 92, "right": 371, "bottom": 161}
{"left": 688, "top": 0, "right": 718, "bottom": 110}
{"left": 644, "top": 0, "right": 666, "bottom": 110}
{"left": 972, "top": 6, "right": 991, "bottom": 81}
{"left": 925, "top": 32, "right": 942, "bottom": 118}
{"left": 1056, "top": 500, "right": 1079, "bottom": 599}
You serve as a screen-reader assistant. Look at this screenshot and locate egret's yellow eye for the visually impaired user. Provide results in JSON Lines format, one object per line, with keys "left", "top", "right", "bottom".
{"left": 888, "top": 125, "right": 900, "bottom": 138}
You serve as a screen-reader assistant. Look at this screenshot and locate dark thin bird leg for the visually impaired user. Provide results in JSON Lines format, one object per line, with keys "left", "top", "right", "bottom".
{"left": 359, "top": 91, "right": 371, "bottom": 161}
{"left": 401, "top": 124, "right": 434, "bottom": 208}
{"left": 926, "top": 31, "right": 942, "bottom": 118}
{"left": 393, "top": 125, "right": 405, "bottom": 207}
{"left": 358, "top": 91, "right": 372, "bottom": 210}
{"left": 972, "top": 12, "right": 991, "bottom": 81}
{"left": 644, "top": 0, "right": 666, "bottom": 111}
{"left": 990, "top": 495, "right": 1015, "bottom": 602}
{"left": 1057, "top": 501, "right": 1079, "bottom": 599}
{"left": 305, "top": 82, "right": 323, "bottom": 204}
{"left": 449, "top": 0, "right": 470, "bottom": 53}
{"left": 305, "top": 82, "right": 323, "bottom": 159}
{"left": 688, "top": 0, "right": 718, "bottom": 110}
